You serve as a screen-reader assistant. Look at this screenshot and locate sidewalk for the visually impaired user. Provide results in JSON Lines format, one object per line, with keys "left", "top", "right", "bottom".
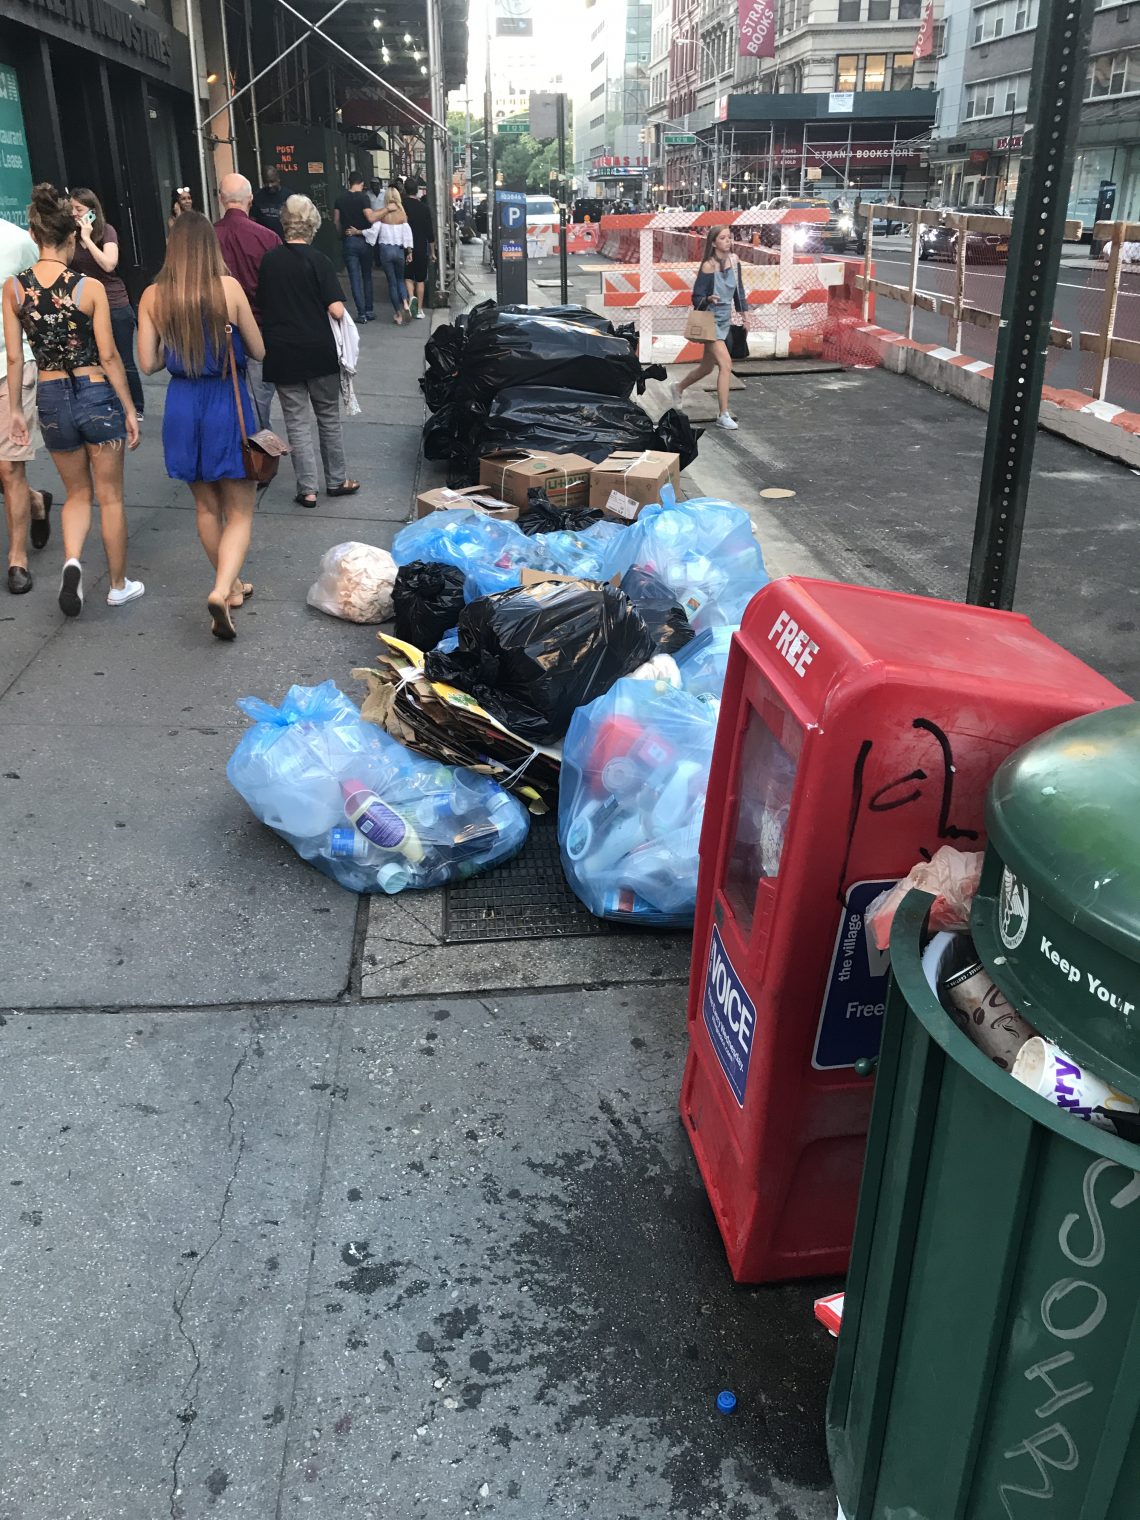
{"left": 0, "top": 263, "right": 838, "bottom": 1520}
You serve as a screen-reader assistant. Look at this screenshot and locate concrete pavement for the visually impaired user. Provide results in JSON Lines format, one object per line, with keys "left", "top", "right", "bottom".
{"left": 0, "top": 266, "right": 838, "bottom": 1520}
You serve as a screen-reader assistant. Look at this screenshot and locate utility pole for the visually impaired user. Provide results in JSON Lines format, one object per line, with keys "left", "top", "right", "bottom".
{"left": 966, "top": 0, "right": 1096, "bottom": 608}
{"left": 557, "top": 91, "right": 569, "bottom": 304}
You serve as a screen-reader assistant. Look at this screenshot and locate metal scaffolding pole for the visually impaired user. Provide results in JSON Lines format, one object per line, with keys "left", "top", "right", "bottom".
{"left": 242, "top": 0, "right": 262, "bottom": 174}
{"left": 425, "top": 0, "right": 451, "bottom": 300}
{"left": 201, "top": 0, "right": 349, "bottom": 130}
{"left": 184, "top": 0, "right": 211, "bottom": 202}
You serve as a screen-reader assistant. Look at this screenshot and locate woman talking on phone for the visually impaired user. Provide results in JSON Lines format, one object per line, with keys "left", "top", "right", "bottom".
{"left": 670, "top": 224, "right": 745, "bottom": 431}
{"left": 3, "top": 183, "right": 142, "bottom": 617}
{"left": 69, "top": 188, "right": 146, "bottom": 420}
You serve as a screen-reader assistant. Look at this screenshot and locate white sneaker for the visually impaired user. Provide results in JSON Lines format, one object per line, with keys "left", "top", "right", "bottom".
{"left": 107, "top": 578, "right": 145, "bottom": 607}
{"left": 716, "top": 412, "right": 739, "bottom": 430}
{"left": 415, "top": 311, "right": 426, "bottom": 320}
{"left": 58, "top": 558, "right": 83, "bottom": 618}
{"left": 670, "top": 382, "right": 684, "bottom": 407}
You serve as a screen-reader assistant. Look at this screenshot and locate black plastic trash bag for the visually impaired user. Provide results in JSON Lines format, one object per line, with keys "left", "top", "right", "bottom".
{"left": 467, "top": 387, "right": 702, "bottom": 471}
{"left": 392, "top": 561, "right": 468, "bottom": 650}
{"left": 456, "top": 311, "right": 656, "bottom": 405}
{"left": 422, "top": 402, "right": 465, "bottom": 462}
{"left": 425, "top": 578, "right": 655, "bottom": 744}
{"left": 515, "top": 488, "right": 605, "bottom": 537}
{"left": 421, "top": 324, "right": 464, "bottom": 412}
{"left": 619, "top": 567, "right": 694, "bottom": 655}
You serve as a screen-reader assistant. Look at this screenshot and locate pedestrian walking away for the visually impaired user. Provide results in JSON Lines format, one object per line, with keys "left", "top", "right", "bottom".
{"left": 371, "top": 187, "right": 413, "bottom": 325}
{"left": 334, "top": 171, "right": 376, "bottom": 323}
{"left": 670, "top": 225, "right": 745, "bottom": 431}
{"left": 257, "top": 194, "right": 359, "bottom": 508}
{"left": 69, "top": 187, "right": 146, "bottom": 420}
{"left": 0, "top": 214, "right": 52, "bottom": 594}
{"left": 214, "top": 171, "right": 281, "bottom": 429}
{"left": 251, "top": 165, "right": 288, "bottom": 240}
{"left": 137, "top": 211, "right": 264, "bottom": 642}
{"left": 3, "top": 183, "right": 141, "bottom": 617}
{"left": 403, "top": 177, "right": 436, "bottom": 320}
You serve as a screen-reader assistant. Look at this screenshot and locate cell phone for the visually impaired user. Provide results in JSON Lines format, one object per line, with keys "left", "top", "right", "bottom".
{"left": 83, "top": 210, "right": 95, "bottom": 226}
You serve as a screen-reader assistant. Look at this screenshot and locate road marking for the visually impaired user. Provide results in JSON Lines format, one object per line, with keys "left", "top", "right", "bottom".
{"left": 869, "top": 253, "right": 1139, "bottom": 296}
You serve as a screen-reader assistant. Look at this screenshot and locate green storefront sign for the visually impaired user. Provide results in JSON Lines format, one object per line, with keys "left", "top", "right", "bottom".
{"left": 0, "top": 65, "right": 33, "bottom": 230}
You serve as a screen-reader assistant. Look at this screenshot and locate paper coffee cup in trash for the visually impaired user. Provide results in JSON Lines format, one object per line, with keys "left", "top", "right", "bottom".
{"left": 943, "top": 957, "right": 1035, "bottom": 1071}
{"left": 1012, "top": 1036, "right": 1140, "bottom": 1137}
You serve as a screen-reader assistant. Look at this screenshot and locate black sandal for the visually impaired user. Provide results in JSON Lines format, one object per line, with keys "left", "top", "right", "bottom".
{"left": 326, "top": 480, "right": 360, "bottom": 497}
{"left": 294, "top": 492, "right": 318, "bottom": 508}
{"left": 30, "top": 491, "right": 52, "bottom": 551}
{"left": 207, "top": 596, "right": 237, "bottom": 641}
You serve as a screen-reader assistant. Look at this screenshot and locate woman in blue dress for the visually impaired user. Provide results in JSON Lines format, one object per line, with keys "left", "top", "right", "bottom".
{"left": 137, "top": 212, "right": 265, "bottom": 640}
{"left": 670, "top": 224, "right": 745, "bottom": 431}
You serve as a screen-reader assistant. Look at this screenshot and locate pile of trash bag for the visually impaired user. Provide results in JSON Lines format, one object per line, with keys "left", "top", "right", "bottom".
{"left": 393, "top": 561, "right": 467, "bottom": 649}
{"left": 675, "top": 626, "right": 735, "bottom": 701}
{"left": 391, "top": 508, "right": 548, "bottom": 599}
{"left": 558, "top": 675, "right": 719, "bottom": 926}
{"left": 514, "top": 490, "right": 604, "bottom": 536}
{"left": 227, "top": 681, "right": 530, "bottom": 894}
{"left": 619, "top": 568, "right": 694, "bottom": 655}
{"left": 423, "top": 303, "right": 646, "bottom": 412}
{"left": 306, "top": 542, "right": 397, "bottom": 624}
{"left": 600, "top": 498, "right": 768, "bottom": 632}
{"left": 424, "top": 391, "right": 702, "bottom": 482}
{"left": 425, "top": 577, "right": 656, "bottom": 744}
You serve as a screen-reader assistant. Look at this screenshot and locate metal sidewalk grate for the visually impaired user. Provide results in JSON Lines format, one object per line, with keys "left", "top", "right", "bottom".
{"left": 442, "top": 813, "right": 614, "bottom": 943}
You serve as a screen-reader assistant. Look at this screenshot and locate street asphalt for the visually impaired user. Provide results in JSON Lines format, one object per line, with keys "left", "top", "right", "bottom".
{"left": 3, "top": 240, "right": 1135, "bottom": 1520}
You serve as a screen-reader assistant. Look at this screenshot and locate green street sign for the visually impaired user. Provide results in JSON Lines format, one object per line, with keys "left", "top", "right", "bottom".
{"left": 665, "top": 133, "right": 697, "bottom": 146}
{"left": 497, "top": 120, "right": 529, "bottom": 136}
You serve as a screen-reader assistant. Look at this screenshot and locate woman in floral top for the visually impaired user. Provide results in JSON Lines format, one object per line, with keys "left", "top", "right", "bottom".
{"left": 2, "top": 183, "right": 142, "bottom": 617}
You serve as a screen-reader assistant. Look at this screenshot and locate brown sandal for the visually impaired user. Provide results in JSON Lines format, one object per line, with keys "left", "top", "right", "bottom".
{"left": 326, "top": 481, "right": 360, "bottom": 497}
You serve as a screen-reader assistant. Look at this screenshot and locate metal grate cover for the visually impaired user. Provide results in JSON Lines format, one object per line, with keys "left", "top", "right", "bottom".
{"left": 442, "top": 813, "right": 614, "bottom": 943}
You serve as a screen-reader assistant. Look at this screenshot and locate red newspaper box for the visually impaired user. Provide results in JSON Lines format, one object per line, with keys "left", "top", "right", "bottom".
{"left": 681, "top": 578, "right": 1127, "bottom": 1283}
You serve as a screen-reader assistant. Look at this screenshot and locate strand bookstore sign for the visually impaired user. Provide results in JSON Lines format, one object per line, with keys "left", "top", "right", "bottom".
{"left": 11, "top": 0, "right": 176, "bottom": 74}
{"left": 739, "top": 0, "right": 776, "bottom": 60}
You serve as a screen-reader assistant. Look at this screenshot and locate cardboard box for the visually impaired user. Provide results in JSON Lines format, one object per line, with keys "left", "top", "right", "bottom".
{"left": 588, "top": 450, "right": 682, "bottom": 521}
{"left": 478, "top": 450, "right": 595, "bottom": 512}
{"left": 415, "top": 484, "right": 518, "bottom": 521}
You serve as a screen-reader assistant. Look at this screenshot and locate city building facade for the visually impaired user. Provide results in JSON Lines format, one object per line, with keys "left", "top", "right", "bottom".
{"left": 930, "top": 0, "right": 1140, "bottom": 223}
{"left": 572, "top": 0, "right": 653, "bottom": 201}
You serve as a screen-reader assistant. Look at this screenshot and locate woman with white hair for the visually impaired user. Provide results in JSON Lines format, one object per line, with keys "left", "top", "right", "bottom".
{"left": 256, "top": 193, "right": 359, "bottom": 508}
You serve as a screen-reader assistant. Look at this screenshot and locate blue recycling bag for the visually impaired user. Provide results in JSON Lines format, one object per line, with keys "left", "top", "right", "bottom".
{"left": 675, "top": 626, "right": 736, "bottom": 701}
{"left": 600, "top": 497, "right": 767, "bottom": 632}
{"left": 227, "top": 681, "right": 529, "bottom": 894}
{"left": 391, "top": 508, "right": 548, "bottom": 599}
{"left": 558, "top": 674, "right": 719, "bottom": 926}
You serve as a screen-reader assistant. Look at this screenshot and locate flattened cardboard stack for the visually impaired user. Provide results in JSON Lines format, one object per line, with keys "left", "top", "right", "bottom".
{"left": 415, "top": 484, "right": 518, "bottom": 521}
{"left": 353, "top": 635, "right": 561, "bottom": 813}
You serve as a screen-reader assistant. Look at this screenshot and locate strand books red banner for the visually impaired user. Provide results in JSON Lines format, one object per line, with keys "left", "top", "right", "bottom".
{"left": 913, "top": 0, "right": 935, "bottom": 59}
{"left": 739, "top": 0, "right": 776, "bottom": 60}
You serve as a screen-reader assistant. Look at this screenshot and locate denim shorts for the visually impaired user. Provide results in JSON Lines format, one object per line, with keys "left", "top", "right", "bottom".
{"left": 37, "top": 375, "right": 127, "bottom": 453}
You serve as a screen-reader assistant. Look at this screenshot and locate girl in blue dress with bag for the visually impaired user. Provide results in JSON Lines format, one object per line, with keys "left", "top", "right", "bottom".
{"left": 670, "top": 225, "right": 746, "bottom": 431}
{"left": 137, "top": 212, "right": 265, "bottom": 641}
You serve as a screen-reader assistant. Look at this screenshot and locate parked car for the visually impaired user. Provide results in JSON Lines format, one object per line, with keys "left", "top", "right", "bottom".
{"left": 919, "top": 206, "right": 1011, "bottom": 264}
{"left": 757, "top": 198, "right": 863, "bottom": 255}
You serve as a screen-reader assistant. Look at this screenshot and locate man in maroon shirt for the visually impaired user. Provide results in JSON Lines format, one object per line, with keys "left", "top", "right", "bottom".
{"left": 215, "top": 172, "right": 280, "bottom": 426}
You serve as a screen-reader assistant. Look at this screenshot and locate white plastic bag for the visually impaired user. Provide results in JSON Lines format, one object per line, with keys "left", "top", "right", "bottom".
{"left": 307, "top": 542, "right": 397, "bottom": 624}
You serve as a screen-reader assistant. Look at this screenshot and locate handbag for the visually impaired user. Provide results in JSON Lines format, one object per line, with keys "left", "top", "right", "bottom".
{"left": 727, "top": 323, "right": 750, "bottom": 362}
{"left": 225, "top": 325, "right": 289, "bottom": 485}
{"left": 683, "top": 305, "right": 717, "bottom": 343}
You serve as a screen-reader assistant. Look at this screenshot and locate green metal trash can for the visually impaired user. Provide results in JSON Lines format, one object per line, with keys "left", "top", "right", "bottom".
{"left": 827, "top": 880, "right": 1140, "bottom": 1518}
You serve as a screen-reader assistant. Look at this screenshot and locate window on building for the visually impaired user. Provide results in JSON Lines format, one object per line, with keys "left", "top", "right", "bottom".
{"left": 898, "top": 0, "right": 921, "bottom": 16}
{"left": 892, "top": 52, "right": 914, "bottom": 88}
{"left": 864, "top": 54, "right": 887, "bottom": 90}
{"left": 837, "top": 0, "right": 861, "bottom": 18}
{"left": 972, "top": 0, "right": 1038, "bottom": 45}
{"left": 867, "top": 0, "right": 891, "bottom": 18}
{"left": 1086, "top": 48, "right": 1140, "bottom": 97}
{"left": 964, "top": 71, "right": 1030, "bottom": 117}
{"left": 835, "top": 54, "right": 859, "bottom": 90}
{"left": 591, "top": 83, "right": 605, "bottom": 100}
{"left": 591, "top": 52, "right": 605, "bottom": 70}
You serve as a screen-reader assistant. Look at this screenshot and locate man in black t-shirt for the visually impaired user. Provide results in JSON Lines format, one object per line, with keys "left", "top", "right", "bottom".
{"left": 402, "top": 178, "right": 436, "bottom": 320}
{"left": 251, "top": 166, "right": 288, "bottom": 239}
{"left": 333, "top": 172, "right": 375, "bottom": 322}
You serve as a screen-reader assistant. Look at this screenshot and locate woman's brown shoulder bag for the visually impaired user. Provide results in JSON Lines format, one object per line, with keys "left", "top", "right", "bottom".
{"left": 225, "top": 325, "right": 289, "bottom": 485}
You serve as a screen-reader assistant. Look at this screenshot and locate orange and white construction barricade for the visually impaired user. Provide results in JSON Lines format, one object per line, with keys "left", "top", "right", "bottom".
{"left": 597, "top": 208, "right": 843, "bottom": 363}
